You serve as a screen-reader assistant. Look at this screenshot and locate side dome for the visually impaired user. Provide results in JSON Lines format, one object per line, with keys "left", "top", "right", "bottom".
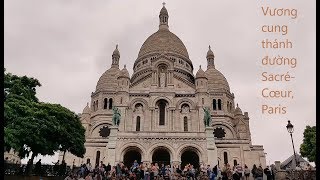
{"left": 234, "top": 104, "right": 243, "bottom": 115}
{"left": 196, "top": 66, "right": 207, "bottom": 79}
{"left": 96, "top": 67, "right": 120, "bottom": 92}
{"left": 205, "top": 68, "right": 230, "bottom": 91}
{"left": 118, "top": 65, "right": 130, "bottom": 78}
{"left": 137, "top": 29, "right": 190, "bottom": 61}
{"left": 82, "top": 103, "right": 91, "bottom": 114}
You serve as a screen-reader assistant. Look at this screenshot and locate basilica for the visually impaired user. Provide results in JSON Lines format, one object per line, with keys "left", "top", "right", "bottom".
{"left": 60, "top": 4, "right": 266, "bottom": 169}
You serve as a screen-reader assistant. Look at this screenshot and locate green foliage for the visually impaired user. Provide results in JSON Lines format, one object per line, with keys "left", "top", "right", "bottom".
{"left": 300, "top": 125, "right": 316, "bottom": 163}
{"left": 4, "top": 68, "right": 41, "bottom": 102}
{"left": 4, "top": 69, "right": 86, "bottom": 161}
{"left": 39, "top": 103, "right": 86, "bottom": 158}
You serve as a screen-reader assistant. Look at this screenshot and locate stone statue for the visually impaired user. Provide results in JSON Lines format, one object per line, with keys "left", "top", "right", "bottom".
{"left": 182, "top": 105, "right": 190, "bottom": 113}
{"left": 134, "top": 104, "right": 143, "bottom": 113}
{"left": 112, "top": 107, "right": 121, "bottom": 126}
{"left": 159, "top": 69, "right": 166, "bottom": 87}
{"left": 203, "top": 107, "right": 212, "bottom": 127}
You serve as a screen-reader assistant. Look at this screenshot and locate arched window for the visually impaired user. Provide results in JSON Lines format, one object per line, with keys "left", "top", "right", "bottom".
{"left": 136, "top": 116, "right": 141, "bottom": 131}
{"left": 213, "top": 99, "right": 217, "bottom": 110}
{"left": 202, "top": 98, "right": 204, "bottom": 105}
{"left": 93, "top": 101, "right": 96, "bottom": 111}
{"left": 104, "top": 98, "right": 108, "bottom": 109}
{"left": 158, "top": 100, "right": 167, "bottom": 125}
{"left": 95, "top": 151, "right": 100, "bottom": 167}
{"left": 86, "top": 158, "right": 90, "bottom": 164}
{"left": 218, "top": 99, "right": 222, "bottom": 110}
{"left": 184, "top": 117, "right": 188, "bottom": 132}
{"left": 234, "top": 159, "right": 238, "bottom": 166}
{"left": 224, "top": 152, "right": 228, "bottom": 165}
{"left": 229, "top": 102, "right": 232, "bottom": 111}
{"left": 120, "top": 97, "right": 123, "bottom": 104}
{"left": 109, "top": 98, "right": 113, "bottom": 109}
{"left": 96, "top": 100, "right": 99, "bottom": 110}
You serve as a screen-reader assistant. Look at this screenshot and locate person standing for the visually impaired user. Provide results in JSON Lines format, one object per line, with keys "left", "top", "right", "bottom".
{"left": 150, "top": 163, "right": 155, "bottom": 180}
{"left": 244, "top": 164, "right": 250, "bottom": 180}
{"left": 226, "top": 164, "right": 233, "bottom": 180}
{"left": 209, "top": 167, "right": 216, "bottom": 180}
{"left": 216, "top": 164, "right": 222, "bottom": 180}
{"left": 35, "top": 159, "right": 42, "bottom": 176}
{"left": 221, "top": 164, "right": 228, "bottom": 180}
{"left": 154, "top": 163, "right": 159, "bottom": 179}
{"left": 105, "top": 163, "right": 111, "bottom": 174}
{"left": 86, "top": 161, "right": 92, "bottom": 173}
{"left": 160, "top": 163, "right": 166, "bottom": 178}
{"left": 235, "top": 163, "right": 243, "bottom": 179}
{"left": 206, "top": 164, "right": 212, "bottom": 178}
{"left": 255, "top": 165, "right": 263, "bottom": 180}
{"left": 264, "top": 166, "right": 272, "bottom": 180}
{"left": 251, "top": 164, "right": 257, "bottom": 179}
{"left": 212, "top": 165, "right": 218, "bottom": 178}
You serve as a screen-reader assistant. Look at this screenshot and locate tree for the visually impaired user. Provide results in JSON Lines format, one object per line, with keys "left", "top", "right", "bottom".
{"left": 300, "top": 125, "right": 316, "bottom": 163}
{"left": 4, "top": 69, "right": 86, "bottom": 168}
{"left": 39, "top": 103, "right": 86, "bottom": 160}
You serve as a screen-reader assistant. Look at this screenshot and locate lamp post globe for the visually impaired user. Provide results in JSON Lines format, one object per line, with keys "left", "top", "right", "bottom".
{"left": 286, "top": 120, "right": 298, "bottom": 169}
{"left": 286, "top": 120, "right": 294, "bottom": 134}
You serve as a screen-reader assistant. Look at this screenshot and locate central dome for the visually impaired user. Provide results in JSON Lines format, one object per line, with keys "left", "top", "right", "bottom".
{"left": 137, "top": 29, "right": 190, "bottom": 59}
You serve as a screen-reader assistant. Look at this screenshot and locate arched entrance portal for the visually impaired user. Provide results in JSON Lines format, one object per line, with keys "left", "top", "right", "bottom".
{"left": 123, "top": 150, "right": 141, "bottom": 168}
{"left": 152, "top": 148, "right": 171, "bottom": 166}
{"left": 181, "top": 150, "right": 200, "bottom": 169}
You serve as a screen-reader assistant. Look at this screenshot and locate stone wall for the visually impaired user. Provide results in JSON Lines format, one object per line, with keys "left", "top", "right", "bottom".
{"left": 275, "top": 170, "right": 316, "bottom": 180}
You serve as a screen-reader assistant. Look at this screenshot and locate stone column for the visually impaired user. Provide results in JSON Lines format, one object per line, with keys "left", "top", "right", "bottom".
{"left": 171, "top": 109, "right": 174, "bottom": 131}
{"left": 106, "top": 126, "right": 119, "bottom": 166}
{"left": 205, "top": 127, "right": 218, "bottom": 167}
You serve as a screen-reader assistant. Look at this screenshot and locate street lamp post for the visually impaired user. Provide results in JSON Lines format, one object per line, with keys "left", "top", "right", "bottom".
{"left": 286, "top": 120, "right": 299, "bottom": 169}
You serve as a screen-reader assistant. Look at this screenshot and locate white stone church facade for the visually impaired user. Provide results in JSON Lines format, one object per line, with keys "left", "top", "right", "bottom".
{"left": 60, "top": 4, "right": 266, "bottom": 169}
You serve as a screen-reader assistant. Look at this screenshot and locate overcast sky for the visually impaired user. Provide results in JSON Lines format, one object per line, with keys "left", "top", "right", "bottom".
{"left": 4, "top": 0, "right": 316, "bottom": 165}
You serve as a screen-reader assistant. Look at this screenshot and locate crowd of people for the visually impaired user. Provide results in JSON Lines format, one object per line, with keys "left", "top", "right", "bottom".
{"left": 62, "top": 160, "right": 276, "bottom": 180}
{"left": 4, "top": 156, "right": 314, "bottom": 179}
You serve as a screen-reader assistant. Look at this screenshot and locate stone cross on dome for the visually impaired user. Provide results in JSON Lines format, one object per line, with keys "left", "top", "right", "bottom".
{"left": 163, "top": 2, "right": 166, "bottom": 6}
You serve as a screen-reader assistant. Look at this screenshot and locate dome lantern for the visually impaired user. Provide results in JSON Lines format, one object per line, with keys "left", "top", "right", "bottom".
{"left": 159, "top": 2, "right": 169, "bottom": 30}
{"left": 112, "top": 44, "right": 120, "bottom": 68}
{"left": 206, "top": 45, "right": 215, "bottom": 69}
